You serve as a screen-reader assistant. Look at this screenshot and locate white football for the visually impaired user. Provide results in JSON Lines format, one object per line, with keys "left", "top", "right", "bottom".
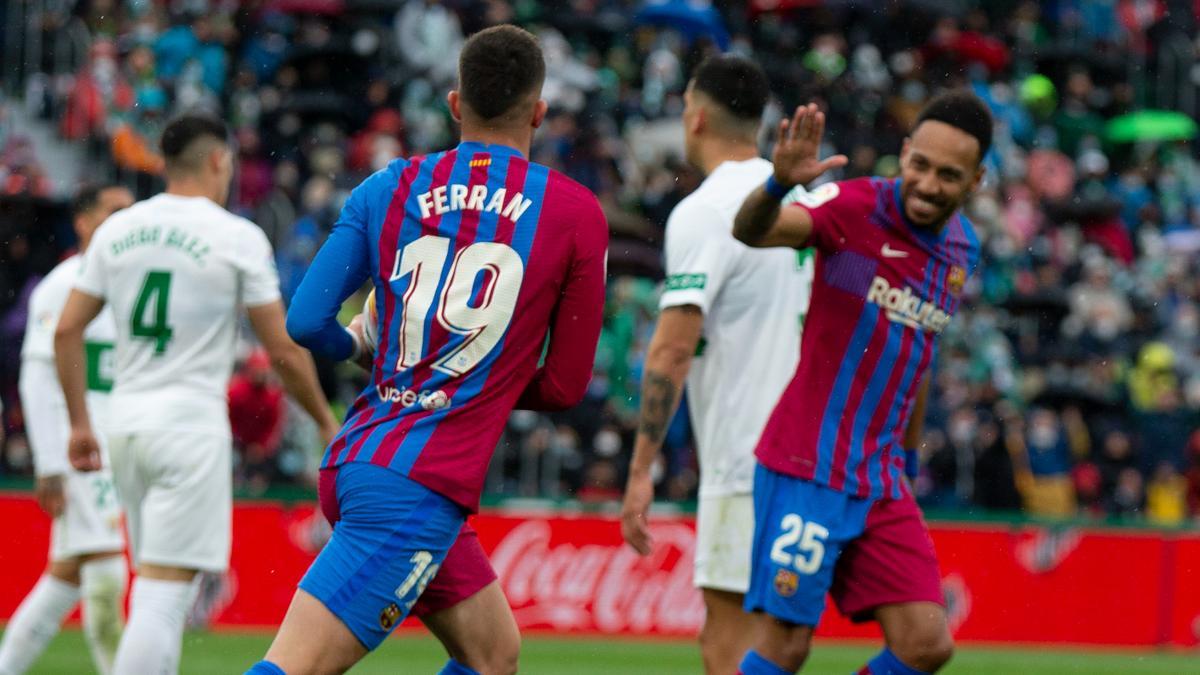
{"left": 362, "top": 289, "right": 378, "bottom": 353}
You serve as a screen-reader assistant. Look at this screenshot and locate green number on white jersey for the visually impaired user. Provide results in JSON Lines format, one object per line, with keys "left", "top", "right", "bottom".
{"left": 130, "top": 270, "right": 174, "bottom": 354}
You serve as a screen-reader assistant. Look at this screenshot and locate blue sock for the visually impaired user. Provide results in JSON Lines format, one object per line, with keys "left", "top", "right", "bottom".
{"left": 438, "top": 659, "right": 480, "bottom": 675}
{"left": 738, "top": 649, "right": 794, "bottom": 675}
{"left": 859, "top": 648, "right": 928, "bottom": 675}
{"left": 245, "top": 661, "right": 286, "bottom": 675}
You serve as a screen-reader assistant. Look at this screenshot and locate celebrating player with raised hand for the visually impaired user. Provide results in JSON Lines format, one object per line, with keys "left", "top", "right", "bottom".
{"left": 248, "top": 25, "right": 608, "bottom": 675}
{"left": 732, "top": 92, "right": 991, "bottom": 675}
{"left": 54, "top": 114, "right": 339, "bottom": 675}
{"left": 0, "top": 185, "right": 132, "bottom": 675}
{"left": 619, "top": 54, "right": 814, "bottom": 675}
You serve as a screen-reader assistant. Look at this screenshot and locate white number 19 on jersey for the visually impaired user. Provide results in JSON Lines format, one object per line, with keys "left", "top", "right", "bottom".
{"left": 388, "top": 235, "right": 524, "bottom": 376}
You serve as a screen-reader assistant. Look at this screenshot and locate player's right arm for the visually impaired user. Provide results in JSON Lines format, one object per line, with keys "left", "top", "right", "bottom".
{"left": 621, "top": 306, "right": 703, "bottom": 555}
{"left": 733, "top": 104, "right": 846, "bottom": 249}
{"left": 20, "top": 295, "right": 75, "bottom": 515}
{"left": 622, "top": 194, "right": 728, "bottom": 555}
{"left": 20, "top": 359, "right": 69, "bottom": 516}
{"left": 247, "top": 302, "right": 340, "bottom": 445}
{"left": 54, "top": 289, "right": 105, "bottom": 471}
{"left": 228, "top": 213, "right": 344, "bottom": 445}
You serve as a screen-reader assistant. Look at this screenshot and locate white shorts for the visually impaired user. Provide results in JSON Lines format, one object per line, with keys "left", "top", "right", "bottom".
{"left": 693, "top": 492, "right": 754, "bottom": 594}
{"left": 49, "top": 469, "right": 124, "bottom": 561}
{"left": 107, "top": 429, "right": 232, "bottom": 572}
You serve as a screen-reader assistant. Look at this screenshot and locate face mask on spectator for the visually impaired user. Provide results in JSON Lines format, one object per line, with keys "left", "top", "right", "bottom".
{"left": 594, "top": 430, "right": 621, "bottom": 458}
{"left": 1030, "top": 425, "right": 1060, "bottom": 449}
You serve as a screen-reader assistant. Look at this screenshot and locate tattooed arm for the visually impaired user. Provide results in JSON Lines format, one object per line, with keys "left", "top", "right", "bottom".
{"left": 621, "top": 305, "right": 704, "bottom": 555}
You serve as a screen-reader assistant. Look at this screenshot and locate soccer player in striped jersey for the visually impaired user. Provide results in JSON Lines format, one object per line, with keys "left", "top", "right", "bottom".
{"left": 731, "top": 92, "right": 991, "bottom": 675}
{"left": 249, "top": 25, "right": 608, "bottom": 675}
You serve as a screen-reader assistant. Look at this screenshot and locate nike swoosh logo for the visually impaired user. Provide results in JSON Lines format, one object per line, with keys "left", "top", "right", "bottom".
{"left": 881, "top": 244, "right": 909, "bottom": 258}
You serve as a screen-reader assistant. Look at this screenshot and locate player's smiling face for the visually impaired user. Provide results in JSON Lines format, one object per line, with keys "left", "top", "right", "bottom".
{"left": 899, "top": 120, "right": 984, "bottom": 230}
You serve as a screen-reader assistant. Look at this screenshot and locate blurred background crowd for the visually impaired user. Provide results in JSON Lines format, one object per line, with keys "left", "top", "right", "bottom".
{"left": 2, "top": 0, "right": 1200, "bottom": 525}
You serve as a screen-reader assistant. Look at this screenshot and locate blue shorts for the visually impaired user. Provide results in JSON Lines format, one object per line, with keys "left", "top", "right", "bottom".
{"left": 298, "top": 462, "right": 464, "bottom": 650}
{"left": 744, "top": 464, "right": 874, "bottom": 627}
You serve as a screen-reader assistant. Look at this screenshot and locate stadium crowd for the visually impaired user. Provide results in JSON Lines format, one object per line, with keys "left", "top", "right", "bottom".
{"left": 2, "top": 0, "right": 1200, "bottom": 525}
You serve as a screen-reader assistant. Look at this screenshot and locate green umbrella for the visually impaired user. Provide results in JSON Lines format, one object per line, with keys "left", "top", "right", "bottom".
{"left": 1105, "top": 110, "right": 1198, "bottom": 143}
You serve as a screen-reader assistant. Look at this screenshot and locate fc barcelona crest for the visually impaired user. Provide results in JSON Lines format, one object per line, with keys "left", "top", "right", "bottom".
{"left": 774, "top": 568, "right": 799, "bottom": 597}
{"left": 379, "top": 602, "right": 401, "bottom": 630}
{"left": 947, "top": 266, "right": 966, "bottom": 295}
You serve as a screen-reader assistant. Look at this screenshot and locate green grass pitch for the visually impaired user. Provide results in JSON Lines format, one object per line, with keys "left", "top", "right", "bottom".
{"left": 12, "top": 630, "right": 1197, "bottom": 674}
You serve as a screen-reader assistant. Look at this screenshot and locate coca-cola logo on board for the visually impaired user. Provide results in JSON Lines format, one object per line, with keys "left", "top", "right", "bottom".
{"left": 489, "top": 519, "right": 705, "bottom": 634}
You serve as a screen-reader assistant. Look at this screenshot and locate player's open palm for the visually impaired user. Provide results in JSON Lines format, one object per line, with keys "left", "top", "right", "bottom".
{"left": 68, "top": 426, "right": 102, "bottom": 472}
{"left": 621, "top": 471, "right": 655, "bottom": 555}
{"left": 772, "top": 103, "right": 848, "bottom": 188}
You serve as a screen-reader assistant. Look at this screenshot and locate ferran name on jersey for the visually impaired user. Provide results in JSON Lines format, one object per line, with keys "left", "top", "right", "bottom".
{"left": 416, "top": 183, "right": 533, "bottom": 223}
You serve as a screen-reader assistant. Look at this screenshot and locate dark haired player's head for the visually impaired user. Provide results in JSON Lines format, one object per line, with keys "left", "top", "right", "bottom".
{"left": 449, "top": 25, "right": 547, "bottom": 154}
{"left": 72, "top": 183, "right": 133, "bottom": 252}
{"left": 899, "top": 90, "right": 993, "bottom": 229}
{"left": 683, "top": 54, "right": 769, "bottom": 171}
{"left": 160, "top": 113, "right": 234, "bottom": 205}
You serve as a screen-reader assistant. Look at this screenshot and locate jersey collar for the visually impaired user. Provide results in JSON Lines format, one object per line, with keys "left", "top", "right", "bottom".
{"left": 456, "top": 141, "right": 525, "bottom": 158}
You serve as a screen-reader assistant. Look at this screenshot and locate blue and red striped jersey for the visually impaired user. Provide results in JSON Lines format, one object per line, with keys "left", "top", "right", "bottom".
{"left": 288, "top": 142, "right": 608, "bottom": 511}
{"left": 756, "top": 177, "right": 980, "bottom": 500}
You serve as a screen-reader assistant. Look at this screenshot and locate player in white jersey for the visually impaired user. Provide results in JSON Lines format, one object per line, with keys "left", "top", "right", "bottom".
{"left": 620, "top": 56, "right": 814, "bottom": 675}
{"left": 0, "top": 185, "right": 133, "bottom": 675}
{"left": 53, "top": 114, "right": 339, "bottom": 675}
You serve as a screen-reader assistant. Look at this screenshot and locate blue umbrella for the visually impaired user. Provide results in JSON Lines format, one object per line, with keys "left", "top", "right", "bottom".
{"left": 634, "top": 0, "right": 730, "bottom": 50}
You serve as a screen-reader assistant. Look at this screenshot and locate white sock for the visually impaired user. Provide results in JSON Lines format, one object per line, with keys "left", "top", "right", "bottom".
{"left": 112, "top": 577, "right": 198, "bottom": 675}
{"left": 80, "top": 556, "right": 128, "bottom": 675}
{"left": 0, "top": 575, "right": 80, "bottom": 675}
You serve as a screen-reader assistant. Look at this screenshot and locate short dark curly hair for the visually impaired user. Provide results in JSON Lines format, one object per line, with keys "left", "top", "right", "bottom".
{"left": 72, "top": 183, "right": 125, "bottom": 217}
{"left": 458, "top": 25, "right": 545, "bottom": 122}
{"left": 914, "top": 90, "right": 994, "bottom": 162}
{"left": 691, "top": 54, "right": 769, "bottom": 122}
{"left": 160, "top": 113, "right": 229, "bottom": 173}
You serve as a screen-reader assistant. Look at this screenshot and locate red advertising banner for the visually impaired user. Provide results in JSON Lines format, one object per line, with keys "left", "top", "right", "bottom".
{"left": 1, "top": 495, "right": 1198, "bottom": 646}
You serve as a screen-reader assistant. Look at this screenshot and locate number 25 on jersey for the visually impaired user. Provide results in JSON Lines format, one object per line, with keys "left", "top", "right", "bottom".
{"left": 387, "top": 235, "right": 524, "bottom": 377}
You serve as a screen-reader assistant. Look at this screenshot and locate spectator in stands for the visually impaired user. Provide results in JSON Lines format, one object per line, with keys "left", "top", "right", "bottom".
{"left": 1010, "top": 408, "right": 1080, "bottom": 517}
{"left": 972, "top": 412, "right": 1022, "bottom": 511}
{"left": 5, "top": 0, "right": 1200, "bottom": 521}
{"left": 1145, "top": 462, "right": 1187, "bottom": 526}
{"left": 228, "top": 350, "right": 286, "bottom": 492}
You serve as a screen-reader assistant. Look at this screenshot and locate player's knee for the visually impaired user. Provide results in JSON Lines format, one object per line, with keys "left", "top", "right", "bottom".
{"left": 894, "top": 626, "right": 954, "bottom": 672}
{"left": 779, "top": 639, "right": 812, "bottom": 671}
{"left": 457, "top": 623, "right": 519, "bottom": 675}
{"left": 754, "top": 624, "right": 812, "bottom": 672}
{"left": 488, "top": 624, "right": 521, "bottom": 675}
{"left": 698, "top": 621, "right": 738, "bottom": 671}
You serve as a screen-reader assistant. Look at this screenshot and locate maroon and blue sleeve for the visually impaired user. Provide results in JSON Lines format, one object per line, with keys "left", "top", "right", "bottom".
{"left": 791, "top": 179, "right": 873, "bottom": 253}
{"left": 285, "top": 178, "right": 375, "bottom": 360}
{"left": 516, "top": 193, "right": 609, "bottom": 411}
